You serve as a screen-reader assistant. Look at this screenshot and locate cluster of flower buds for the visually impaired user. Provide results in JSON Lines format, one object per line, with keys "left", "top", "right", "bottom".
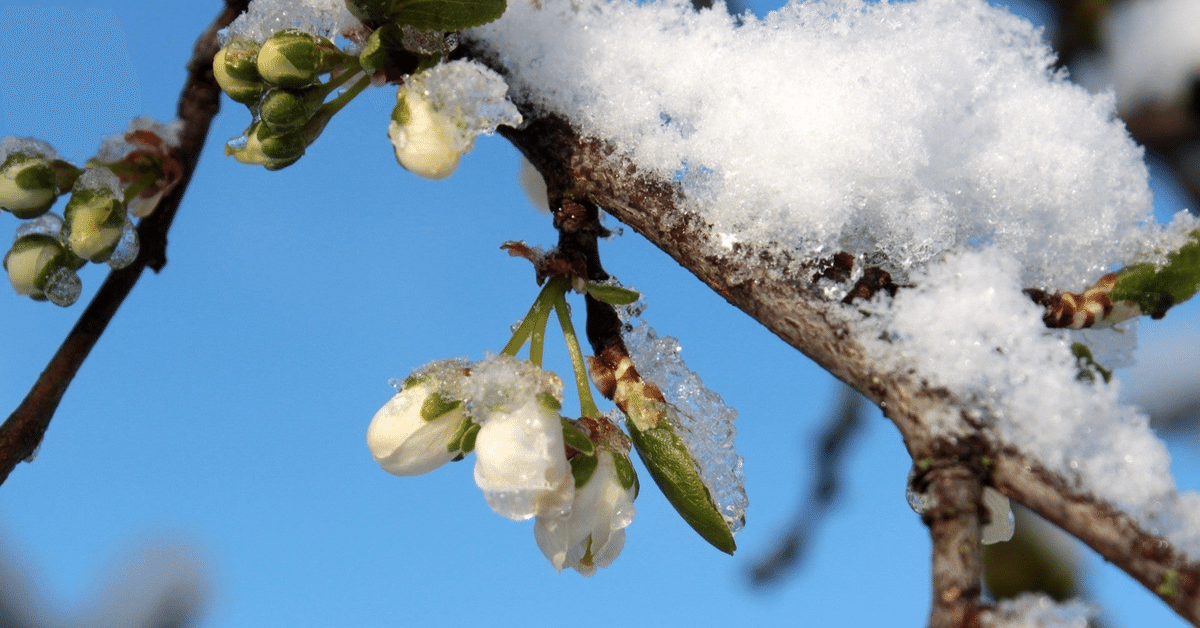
{"left": 214, "top": 0, "right": 518, "bottom": 174}
{"left": 367, "top": 355, "right": 640, "bottom": 575}
{"left": 216, "top": 30, "right": 358, "bottom": 170}
{"left": 2, "top": 120, "right": 181, "bottom": 306}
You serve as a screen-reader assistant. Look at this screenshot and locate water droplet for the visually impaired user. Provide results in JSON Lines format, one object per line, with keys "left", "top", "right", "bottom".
{"left": 106, "top": 220, "right": 139, "bottom": 269}
{"left": 14, "top": 212, "right": 63, "bottom": 240}
{"left": 43, "top": 267, "right": 81, "bottom": 307}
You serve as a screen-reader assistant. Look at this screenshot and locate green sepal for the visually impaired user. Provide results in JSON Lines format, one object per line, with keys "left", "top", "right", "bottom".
{"left": 569, "top": 451, "right": 599, "bottom": 489}
{"left": 560, "top": 418, "right": 595, "bottom": 455}
{"left": 387, "top": 0, "right": 507, "bottom": 32}
{"left": 257, "top": 30, "right": 323, "bottom": 88}
{"left": 626, "top": 419, "right": 735, "bottom": 555}
{"left": 445, "top": 416, "right": 477, "bottom": 453}
{"left": 537, "top": 392, "right": 562, "bottom": 412}
{"left": 420, "top": 392, "right": 462, "bottom": 422}
{"left": 13, "top": 160, "right": 55, "bottom": 193}
{"left": 613, "top": 451, "right": 639, "bottom": 496}
{"left": 1111, "top": 231, "right": 1200, "bottom": 319}
{"left": 459, "top": 421, "right": 480, "bottom": 453}
{"left": 584, "top": 282, "right": 641, "bottom": 305}
{"left": 1071, "top": 343, "right": 1113, "bottom": 384}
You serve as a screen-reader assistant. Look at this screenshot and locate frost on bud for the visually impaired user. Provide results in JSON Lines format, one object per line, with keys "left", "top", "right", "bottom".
{"left": 389, "top": 89, "right": 461, "bottom": 179}
{"left": 0, "top": 138, "right": 77, "bottom": 219}
{"left": 535, "top": 417, "right": 638, "bottom": 576}
{"left": 256, "top": 30, "right": 325, "bottom": 88}
{"left": 367, "top": 380, "right": 469, "bottom": 476}
{"left": 4, "top": 234, "right": 81, "bottom": 306}
{"left": 473, "top": 393, "right": 574, "bottom": 521}
{"left": 213, "top": 43, "right": 267, "bottom": 105}
{"left": 62, "top": 169, "right": 126, "bottom": 263}
{"left": 388, "top": 61, "right": 521, "bottom": 180}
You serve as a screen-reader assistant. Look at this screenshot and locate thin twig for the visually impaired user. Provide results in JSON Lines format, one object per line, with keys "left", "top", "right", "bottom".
{"left": 0, "top": 0, "right": 248, "bottom": 485}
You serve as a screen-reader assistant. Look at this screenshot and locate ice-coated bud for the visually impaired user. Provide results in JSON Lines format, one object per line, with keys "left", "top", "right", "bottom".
{"left": 62, "top": 180, "right": 126, "bottom": 263}
{"left": 535, "top": 448, "right": 638, "bottom": 576}
{"left": 4, "top": 234, "right": 80, "bottom": 305}
{"left": 258, "top": 87, "right": 324, "bottom": 133}
{"left": 213, "top": 43, "right": 266, "bottom": 105}
{"left": 367, "top": 380, "right": 470, "bottom": 476}
{"left": 0, "top": 151, "right": 75, "bottom": 219}
{"left": 388, "top": 89, "right": 460, "bottom": 179}
{"left": 225, "top": 122, "right": 305, "bottom": 170}
{"left": 256, "top": 30, "right": 324, "bottom": 88}
{"left": 473, "top": 394, "right": 574, "bottom": 521}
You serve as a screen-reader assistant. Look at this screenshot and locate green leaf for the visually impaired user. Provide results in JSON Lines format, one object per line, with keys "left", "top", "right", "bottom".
{"left": 387, "top": 0, "right": 507, "bottom": 32}
{"left": 583, "top": 282, "right": 641, "bottom": 305}
{"left": 627, "top": 419, "right": 735, "bottom": 555}
{"left": 612, "top": 451, "right": 639, "bottom": 495}
{"left": 1111, "top": 231, "right": 1200, "bottom": 319}
{"left": 358, "top": 23, "right": 407, "bottom": 74}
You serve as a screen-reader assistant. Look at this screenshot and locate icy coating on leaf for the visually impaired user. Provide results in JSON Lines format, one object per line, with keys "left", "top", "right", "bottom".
{"left": 472, "top": 0, "right": 1164, "bottom": 291}
{"left": 221, "top": 0, "right": 360, "bottom": 44}
{"left": 619, "top": 301, "right": 748, "bottom": 533}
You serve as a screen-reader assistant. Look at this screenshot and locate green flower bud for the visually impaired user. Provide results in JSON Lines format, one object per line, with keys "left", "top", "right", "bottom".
{"left": 221, "top": 38, "right": 262, "bottom": 81}
{"left": 213, "top": 45, "right": 267, "bottom": 105}
{"left": 225, "top": 122, "right": 304, "bottom": 170}
{"left": 258, "top": 86, "right": 324, "bottom": 133}
{"left": 62, "top": 184, "right": 127, "bottom": 263}
{"left": 0, "top": 146, "right": 76, "bottom": 219}
{"left": 256, "top": 30, "right": 323, "bottom": 88}
{"left": 4, "top": 234, "right": 81, "bottom": 305}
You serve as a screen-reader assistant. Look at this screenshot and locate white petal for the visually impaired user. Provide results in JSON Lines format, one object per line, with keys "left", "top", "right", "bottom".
{"left": 473, "top": 399, "right": 572, "bottom": 520}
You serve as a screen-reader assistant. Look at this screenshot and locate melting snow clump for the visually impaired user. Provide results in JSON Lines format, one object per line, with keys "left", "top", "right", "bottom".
{"left": 619, "top": 301, "right": 748, "bottom": 533}
{"left": 984, "top": 594, "right": 1095, "bottom": 628}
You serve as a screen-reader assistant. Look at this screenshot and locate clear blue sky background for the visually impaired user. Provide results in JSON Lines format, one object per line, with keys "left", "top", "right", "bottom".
{"left": 1, "top": 1, "right": 1197, "bottom": 626}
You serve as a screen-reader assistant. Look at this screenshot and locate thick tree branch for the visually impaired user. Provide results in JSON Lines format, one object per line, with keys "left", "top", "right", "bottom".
{"left": 0, "top": 0, "right": 248, "bottom": 485}
{"left": 490, "top": 84, "right": 1200, "bottom": 625}
{"left": 992, "top": 446, "right": 1200, "bottom": 623}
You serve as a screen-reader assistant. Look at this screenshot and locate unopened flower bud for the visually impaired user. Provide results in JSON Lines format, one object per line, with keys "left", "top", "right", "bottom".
{"left": 62, "top": 178, "right": 127, "bottom": 263}
{"left": 389, "top": 89, "right": 461, "bottom": 179}
{"left": 535, "top": 448, "right": 638, "bottom": 576}
{"left": 473, "top": 393, "right": 574, "bottom": 520}
{"left": 0, "top": 144, "right": 76, "bottom": 219}
{"left": 214, "top": 44, "right": 267, "bottom": 105}
{"left": 226, "top": 122, "right": 305, "bottom": 170}
{"left": 4, "top": 234, "right": 81, "bottom": 306}
{"left": 221, "top": 38, "right": 262, "bottom": 81}
{"left": 368, "top": 380, "right": 469, "bottom": 476}
{"left": 256, "top": 30, "right": 324, "bottom": 88}
{"left": 258, "top": 87, "right": 324, "bottom": 133}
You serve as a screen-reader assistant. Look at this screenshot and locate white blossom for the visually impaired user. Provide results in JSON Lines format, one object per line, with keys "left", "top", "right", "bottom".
{"left": 367, "top": 380, "right": 467, "bottom": 477}
{"left": 472, "top": 394, "right": 573, "bottom": 520}
{"left": 534, "top": 450, "right": 636, "bottom": 576}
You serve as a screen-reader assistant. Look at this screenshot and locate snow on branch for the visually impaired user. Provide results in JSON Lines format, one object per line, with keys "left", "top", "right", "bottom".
{"left": 465, "top": 0, "right": 1200, "bottom": 620}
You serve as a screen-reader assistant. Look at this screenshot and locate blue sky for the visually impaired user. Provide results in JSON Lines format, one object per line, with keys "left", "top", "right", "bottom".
{"left": 0, "top": 1, "right": 1197, "bottom": 626}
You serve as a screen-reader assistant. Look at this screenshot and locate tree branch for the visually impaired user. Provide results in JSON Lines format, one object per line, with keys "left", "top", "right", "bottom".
{"left": 491, "top": 86, "right": 1200, "bottom": 626}
{"left": 0, "top": 0, "right": 248, "bottom": 486}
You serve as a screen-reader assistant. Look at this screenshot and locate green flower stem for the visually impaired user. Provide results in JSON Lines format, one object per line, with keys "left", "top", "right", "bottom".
{"left": 501, "top": 280, "right": 560, "bottom": 359}
{"left": 316, "top": 73, "right": 372, "bottom": 119}
{"left": 316, "top": 64, "right": 362, "bottom": 101}
{"left": 553, "top": 290, "right": 601, "bottom": 419}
